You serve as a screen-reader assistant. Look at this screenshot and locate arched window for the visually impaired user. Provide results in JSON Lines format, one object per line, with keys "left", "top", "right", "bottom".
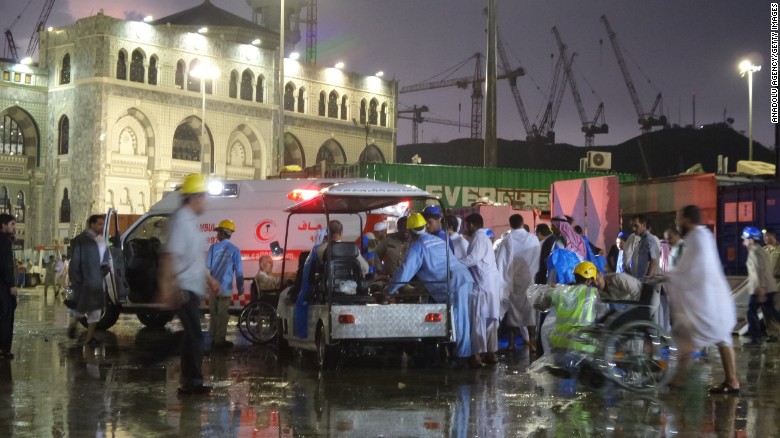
{"left": 148, "top": 55, "right": 158, "bottom": 85}
{"left": 60, "top": 53, "right": 71, "bottom": 84}
{"left": 255, "top": 75, "right": 264, "bottom": 102}
{"left": 360, "top": 99, "right": 367, "bottom": 124}
{"left": 240, "top": 69, "right": 253, "bottom": 101}
{"left": 297, "top": 88, "right": 305, "bottom": 113}
{"left": 15, "top": 191, "right": 25, "bottom": 223}
{"left": 228, "top": 142, "right": 246, "bottom": 166}
{"left": 369, "top": 98, "right": 379, "bottom": 125}
{"left": 175, "top": 60, "right": 185, "bottom": 89}
{"left": 359, "top": 144, "right": 385, "bottom": 163}
{"left": 229, "top": 70, "right": 238, "bottom": 98}
{"left": 341, "top": 95, "right": 348, "bottom": 120}
{"left": 117, "top": 50, "right": 128, "bottom": 80}
{"left": 283, "top": 133, "right": 305, "bottom": 167}
{"left": 284, "top": 82, "right": 296, "bottom": 111}
{"left": 14, "top": 190, "right": 24, "bottom": 223}
{"left": 58, "top": 115, "right": 69, "bottom": 155}
{"left": 0, "top": 115, "right": 24, "bottom": 155}
{"left": 318, "top": 91, "right": 326, "bottom": 116}
{"left": 316, "top": 139, "right": 346, "bottom": 165}
{"left": 129, "top": 49, "right": 145, "bottom": 83}
{"left": 172, "top": 123, "right": 201, "bottom": 161}
{"left": 60, "top": 188, "right": 71, "bottom": 223}
{"left": 0, "top": 187, "right": 10, "bottom": 214}
{"left": 187, "top": 59, "right": 201, "bottom": 92}
{"left": 380, "top": 102, "right": 388, "bottom": 127}
{"left": 328, "top": 90, "right": 339, "bottom": 118}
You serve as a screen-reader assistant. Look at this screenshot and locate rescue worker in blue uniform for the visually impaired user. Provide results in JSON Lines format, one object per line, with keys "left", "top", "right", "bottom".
{"left": 387, "top": 213, "right": 473, "bottom": 359}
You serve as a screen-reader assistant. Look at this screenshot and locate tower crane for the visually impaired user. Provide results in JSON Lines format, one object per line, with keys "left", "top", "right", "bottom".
{"left": 552, "top": 26, "right": 608, "bottom": 146}
{"left": 400, "top": 53, "right": 524, "bottom": 139}
{"left": 496, "top": 30, "right": 533, "bottom": 141}
{"left": 600, "top": 15, "right": 667, "bottom": 134}
{"left": 302, "top": 0, "right": 317, "bottom": 63}
{"left": 398, "top": 105, "right": 470, "bottom": 144}
{"left": 531, "top": 53, "right": 569, "bottom": 145}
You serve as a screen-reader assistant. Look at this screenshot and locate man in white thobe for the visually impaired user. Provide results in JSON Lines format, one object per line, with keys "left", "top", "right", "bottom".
{"left": 446, "top": 214, "right": 469, "bottom": 259}
{"left": 495, "top": 214, "right": 541, "bottom": 352}
{"left": 459, "top": 213, "right": 501, "bottom": 367}
{"left": 664, "top": 205, "right": 740, "bottom": 394}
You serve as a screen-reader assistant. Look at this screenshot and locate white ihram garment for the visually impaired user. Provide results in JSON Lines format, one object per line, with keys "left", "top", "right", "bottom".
{"left": 460, "top": 229, "right": 501, "bottom": 354}
{"left": 664, "top": 226, "right": 736, "bottom": 348}
{"left": 496, "top": 229, "right": 541, "bottom": 328}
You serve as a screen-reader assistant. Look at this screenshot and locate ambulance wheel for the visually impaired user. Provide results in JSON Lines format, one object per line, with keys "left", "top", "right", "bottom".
{"left": 315, "top": 322, "right": 339, "bottom": 370}
{"left": 137, "top": 311, "right": 175, "bottom": 328}
{"left": 79, "top": 303, "right": 120, "bottom": 330}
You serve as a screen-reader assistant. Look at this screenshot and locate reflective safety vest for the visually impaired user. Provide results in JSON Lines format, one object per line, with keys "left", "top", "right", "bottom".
{"left": 550, "top": 285, "right": 600, "bottom": 353}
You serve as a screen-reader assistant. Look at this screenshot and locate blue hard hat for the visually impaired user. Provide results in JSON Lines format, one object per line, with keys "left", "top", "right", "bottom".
{"left": 742, "top": 226, "right": 763, "bottom": 241}
{"left": 485, "top": 229, "right": 495, "bottom": 239}
{"left": 617, "top": 231, "right": 628, "bottom": 239}
{"left": 422, "top": 205, "right": 442, "bottom": 218}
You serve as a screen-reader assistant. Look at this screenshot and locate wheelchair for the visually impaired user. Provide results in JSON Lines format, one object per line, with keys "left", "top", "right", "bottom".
{"left": 237, "top": 280, "right": 281, "bottom": 345}
{"left": 547, "top": 280, "right": 678, "bottom": 393}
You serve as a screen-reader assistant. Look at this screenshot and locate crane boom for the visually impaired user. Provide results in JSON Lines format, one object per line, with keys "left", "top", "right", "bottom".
{"left": 496, "top": 30, "right": 532, "bottom": 137}
{"left": 398, "top": 105, "right": 469, "bottom": 143}
{"left": 552, "top": 27, "right": 589, "bottom": 127}
{"left": 4, "top": 30, "right": 19, "bottom": 62}
{"left": 549, "top": 54, "right": 571, "bottom": 132}
{"left": 600, "top": 15, "right": 645, "bottom": 119}
{"left": 27, "top": 0, "right": 56, "bottom": 57}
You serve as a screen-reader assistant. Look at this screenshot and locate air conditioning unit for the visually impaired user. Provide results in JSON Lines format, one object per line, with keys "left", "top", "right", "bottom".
{"left": 587, "top": 151, "right": 612, "bottom": 171}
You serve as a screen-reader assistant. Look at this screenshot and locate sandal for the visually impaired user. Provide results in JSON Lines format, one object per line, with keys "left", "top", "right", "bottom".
{"left": 708, "top": 383, "right": 740, "bottom": 395}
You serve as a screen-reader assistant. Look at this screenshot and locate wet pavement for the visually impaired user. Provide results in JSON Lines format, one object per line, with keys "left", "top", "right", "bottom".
{"left": 2, "top": 287, "right": 779, "bottom": 437}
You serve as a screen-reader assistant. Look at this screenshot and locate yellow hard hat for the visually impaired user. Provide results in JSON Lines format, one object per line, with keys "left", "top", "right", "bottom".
{"left": 217, "top": 219, "right": 235, "bottom": 233}
{"left": 406, "top": 213, "right": 426, "bottom": 230}
{"left": 181, "top": 173, "right": 207, "bottom": 194}
{"left": 573, "top": 261, "right": 598, "bottom": 280}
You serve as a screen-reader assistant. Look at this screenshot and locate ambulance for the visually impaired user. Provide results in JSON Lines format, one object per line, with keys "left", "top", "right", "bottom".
{"left": 96, "top": 178, "right": 371, "bottom": 330}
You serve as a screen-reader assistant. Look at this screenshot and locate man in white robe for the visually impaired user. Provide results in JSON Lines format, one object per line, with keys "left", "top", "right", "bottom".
{"left": 459, "top": 213, "right": 501, "bottom": 367}
{"left": 495, "top": 214, "right": 541, "bottom": 352}
{"left": 446, "top": 214, "right": 469, "bottom": 259}
{"left": 664, "top": 205, "right": 740, "bottom": 394}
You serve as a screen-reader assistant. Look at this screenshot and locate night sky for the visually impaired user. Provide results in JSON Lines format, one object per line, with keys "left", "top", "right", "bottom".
{"left": 5, "top": 0, "right": 771, "bottom": 149}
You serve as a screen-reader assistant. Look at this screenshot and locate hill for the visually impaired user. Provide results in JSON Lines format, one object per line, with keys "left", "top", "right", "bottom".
{"left": 396, "top": 125, "right": 775, "bottom": 178}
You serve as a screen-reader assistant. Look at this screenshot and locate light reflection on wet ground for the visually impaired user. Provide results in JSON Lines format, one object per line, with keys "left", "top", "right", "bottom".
{"left": 2, "top": 288, "right": 778, "bottom": 437}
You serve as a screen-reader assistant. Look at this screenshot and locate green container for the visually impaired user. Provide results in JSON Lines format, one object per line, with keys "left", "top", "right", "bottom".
{"left": 327, "top": 163, "right": 637, "bottom": 209}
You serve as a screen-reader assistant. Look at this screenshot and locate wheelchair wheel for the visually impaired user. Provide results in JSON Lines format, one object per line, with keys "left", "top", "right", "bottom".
{"left": 238, "top": 301, "right": 278, "bottom": 344}
{"left": 602, "top": 320, "right": 677, "bottom": 393}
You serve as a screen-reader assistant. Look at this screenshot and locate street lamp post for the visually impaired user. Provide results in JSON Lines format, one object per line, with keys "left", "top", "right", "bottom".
{"left": 739, "top": 60, "right": 761, "bottom": 162}
{"left": 190, "top": 64, "right": 219, "bottom": 175}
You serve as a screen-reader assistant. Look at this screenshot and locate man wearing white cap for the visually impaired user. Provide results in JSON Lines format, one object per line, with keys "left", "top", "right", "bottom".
{"left": 373, "top": 221, "right": 388, "bottom": 242}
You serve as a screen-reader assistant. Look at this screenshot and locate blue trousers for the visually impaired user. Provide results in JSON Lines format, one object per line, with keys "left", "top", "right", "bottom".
{"left": 747, "top": 292, "right": 780, "bottom": 342}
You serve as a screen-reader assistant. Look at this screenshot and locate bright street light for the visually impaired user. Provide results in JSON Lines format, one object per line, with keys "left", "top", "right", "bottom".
{"left": 251, "top": 38, "right": 261, "bottom": 46}
{"left": 334, "top": 61, "right": 345, "bottom": 69}
{"left": 289, "top": 52, "right": 300, "bottom": 60}
{"left": 20, "top": 57, "right": 32, "bottom": 65}
{"left": 198, "top": 27, "right": 208, "bottom": 34}
{"left": 190, "top": 64, "right": 219, "bottom": 174}
{"left": 739, "top": 59, "right": 761, "bottom": 161}
{"left": 375, "top": 71, "right": 384, "bottom": 78}
{"left": 143, "top": 16, "right": 154, "bottom": 23}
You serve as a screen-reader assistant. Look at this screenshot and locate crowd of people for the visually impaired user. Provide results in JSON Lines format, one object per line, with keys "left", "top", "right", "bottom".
{"left": 0, "top": 172, "right": 777, "bottom": 399}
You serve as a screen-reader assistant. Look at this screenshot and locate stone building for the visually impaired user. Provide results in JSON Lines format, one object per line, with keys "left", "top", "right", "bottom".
{"left": 0, "top": 0, "right": 397, "bottom": 252}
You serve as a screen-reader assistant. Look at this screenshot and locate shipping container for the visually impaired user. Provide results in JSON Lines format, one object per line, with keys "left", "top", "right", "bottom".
{"left": 327, "top": 163, "right": 636, "bottom": 210}
{"left": 717, "top": 181, "right": 780, "bottom": 275}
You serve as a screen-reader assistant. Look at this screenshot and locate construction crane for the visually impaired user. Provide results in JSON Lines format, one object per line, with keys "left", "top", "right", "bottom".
{"left": 600, "top": 15, "right": 667, "bottom": 134}
{"left": 552, "top": 26, "right": 608, "bottom": 146}
{"left": 400, "top": 53, "right": 524, "bottom": 139}
{"left": 26, "top": 0, "right": 56, "bottom": 58}
{"left": 496, "top": 30, "right": 533, "bottom": 141}
{"left": 398, "top": 105, "right": 470, "bottom": 144}
{"left": 531, "top": 53, "right": 569, "bottom": 145}
{"left": 4, "top": 30, "right": 19, "bottom": 62}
